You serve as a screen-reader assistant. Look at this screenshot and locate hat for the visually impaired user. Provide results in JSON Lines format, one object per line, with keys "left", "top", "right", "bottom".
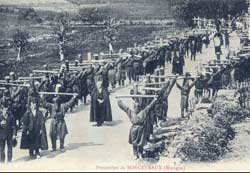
{"left": 4, "top": 76, "right": 10, "bottom": 80}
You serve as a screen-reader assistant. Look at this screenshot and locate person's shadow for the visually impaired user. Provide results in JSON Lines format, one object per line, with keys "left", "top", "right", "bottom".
{"left": 14, "top": 142, "right": 103, "bottom": 162}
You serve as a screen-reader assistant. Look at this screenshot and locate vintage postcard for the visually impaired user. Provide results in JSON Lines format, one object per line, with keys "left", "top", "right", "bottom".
{"left": 0, "top": 0, "right": 249, "bottom": 172}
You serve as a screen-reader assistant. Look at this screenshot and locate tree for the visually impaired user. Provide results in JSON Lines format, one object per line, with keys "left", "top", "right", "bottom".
{"left": 55, "top": 13, "right": 69, "bottom": 61}
{"left": 78, "top": 7, "right": 102, "bottom": 24}
{"left": 103, "top": 17, "right": 119, "bottom": 54}
{"left": 12, "top": 29, "right": 30, "bottom": 61}
{"left": 17, "top": 7, "right": 42, "bottom": 23}
{"left": 172, "top": 0, "right": 248, "bottom": 27}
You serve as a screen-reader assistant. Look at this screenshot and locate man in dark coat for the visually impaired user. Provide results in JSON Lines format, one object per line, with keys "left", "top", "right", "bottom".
{"left": 194, "top": 73, "right": 207, "bottom": 102}
{"left": 108, "top": 63, "right": 117, "bottom": 89}
{"left": 116, "top": 57, "right": 127, "bottom": 86}
{"left": 20, "top": 97, "right": 48, "bottom": 159}
{"left": 132, "top": 57, "right": 141, "bottom": 82}
{"left": 0, "top": 103, "right": 16, "bottom": 163}
{"left": 90, "top": 81, "right": 112, "bottom": 127}
{"left": 172, "top": 50, "right": 184, "bottom": 75}
{"left": 125, "top": 54, "right": 135, "bottom": 83}
{"left": 117, "top": 98, "right": 158, "bottom": 159}
{"left": 190, "top": 39, "right": 197, "bottom": 61}
{"left": 79, "top": 70, "right": 89, "bottom": 104}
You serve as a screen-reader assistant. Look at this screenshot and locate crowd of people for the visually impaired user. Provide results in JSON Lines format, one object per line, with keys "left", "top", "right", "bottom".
{"left": 0, "top": 25, "right": 243, "bottom": 163}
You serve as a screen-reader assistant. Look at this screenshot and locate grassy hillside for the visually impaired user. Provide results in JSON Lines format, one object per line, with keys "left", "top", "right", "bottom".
{"left": 0, "top": 0, "right": 174, "bottom": 19}
{"left": 0, "top": 1, "right": 176, "bottom": 78}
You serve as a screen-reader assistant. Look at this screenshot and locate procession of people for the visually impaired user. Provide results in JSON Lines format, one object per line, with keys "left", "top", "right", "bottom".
{"left": 0, "top": 14, "right": 245, "bottom": 163}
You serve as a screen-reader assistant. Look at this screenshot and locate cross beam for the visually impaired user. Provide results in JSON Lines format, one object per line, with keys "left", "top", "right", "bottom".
{"left": 0, "top": 83, "right": 29, "bottom": 87}
{"left": 142, "top": 87, "right": 161, "bottom": 91}
{"left": 18, "top": 76, "right": 45, "bottom": 80}
{"left": 139, "top": 75, "right": 176, "bottom": 79}
{"left": 115, "top": 95, "right": 158, "bottom": 99}
{"left": 33, "top": 70, "right": 59, "bottom": 74}
{"left": 39, "top": 92, "right": 78, "bottom": 96}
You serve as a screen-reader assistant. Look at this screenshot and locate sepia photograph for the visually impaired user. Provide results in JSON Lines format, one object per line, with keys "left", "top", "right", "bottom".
{"left": 0, "top": 0, "right": 249, "bottom": 172}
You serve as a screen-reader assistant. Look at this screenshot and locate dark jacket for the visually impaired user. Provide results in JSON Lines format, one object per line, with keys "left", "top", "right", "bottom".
{"left": 118, "top": 99, "right": 157, "bottom": 146}
{"left": 0, "top": 110, "right": 16, "bottom": 140}
{"left": 90, "top": 87, "right": 112, "bottom": 123}
{"left": 20, "top": 109, "right": 48, "bottom": 150}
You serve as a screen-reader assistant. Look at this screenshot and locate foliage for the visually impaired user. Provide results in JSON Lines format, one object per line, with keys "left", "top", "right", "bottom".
{"left": 18, "top": 8, "right": 43, "bottom": 23}
{"left": 78, "top": 7, "right": 104, "bottom": 24}
{"left": 103, "top": 17, "right": 119, "bottom": 44}
{"left": 172, "top": 0, "right": 248, "bottom": 26}
{"left": 169, "top": 95, "right": 250, "bottom": 162}
{"left": 12, "top": 29, "right": 30, "bottom": 51}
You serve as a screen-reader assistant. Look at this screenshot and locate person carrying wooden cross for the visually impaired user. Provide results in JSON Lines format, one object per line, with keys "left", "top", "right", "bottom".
{"left": 154, "top": 75, "right": 177, "bottom": 123}
{"left": 117, "top": 97, "right": 158, "bottom": 160}
{"left": 41, "top": 88, "right": 77, "bottom": 152}
{"left": 176, "top": 72, "right": 197, "bottom": 118}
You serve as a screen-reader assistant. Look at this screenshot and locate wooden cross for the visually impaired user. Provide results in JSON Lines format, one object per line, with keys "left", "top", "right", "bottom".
{"left": 39, "top": 92, "right": 78, "bottom": 96}
{"left": 193, "top": 17, "right": 198, "bottom": 25}
{"left": 0, "top": 83, "right": 29, "bottom": 87}
{"left": 203, "top": 65, "right": 221, "bottom": 69}
{"left": 141, "top": 81, "right": 169, "bottom": 86}
{"left": 177, "top": 76, "right": 199, "bottom": 80}
{"left": 115, "top": 95, "right": 158, "bottom": 99}
{"left": 142, "top": 87, "right": 161, "bottom": 91}
{"left": 18, "top": 76, "right": 45, "bottom": 80}
{"left": 139, "top": 75, "right": 176, "bottom": 79}
{"left": 33, "top": 70, "right": 60, "bottom": 74}
{"left": 0, "top": 80, "right": 29, "bottom": 83}
{"left": 69, "top": 63, "right": 91, "bottom": 67}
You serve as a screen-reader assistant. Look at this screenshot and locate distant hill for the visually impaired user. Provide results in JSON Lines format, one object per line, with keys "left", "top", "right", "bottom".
{"left": 0, "top": 0, "right": 174, "bottom": 19}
